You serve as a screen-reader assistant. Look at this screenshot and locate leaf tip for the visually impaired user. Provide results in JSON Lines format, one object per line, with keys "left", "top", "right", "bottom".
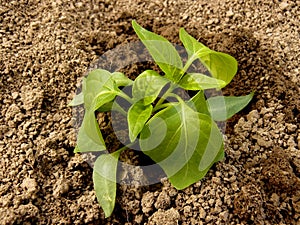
{"left": 129, "top": 133, "right": 137, "bottom": 143}
{"left": 74, "top": 145, "right": 80, "bottom": 153}
{"left": 132, "top": 19, "right": 139, "bottom": 30}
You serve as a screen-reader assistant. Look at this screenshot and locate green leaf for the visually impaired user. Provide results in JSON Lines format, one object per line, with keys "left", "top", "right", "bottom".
{"left": 82, "top": 77, "right": 87, "bottom": 93}
{"left": 96, "top": 102, "right": 114, "bottom": 112}
{"left": 200, "top": 52, "right": 238, "bottom": 86}
{"left": 84, "top": 69, "right": 118, "bottom": 110}
{"left": 187, "top": 90, "right": 210, "bottom": 115}
{"left": 179, "top": 28, "right": 237, "bottom": 86}
{"left": 140, "top": 102, "right": 224, "bottom": 190}
{"left": 132, "top": 70, "right": 169, "bottom": 105}
{"left": 111, "top": 72, "right": 133, "bottom": 86}
{"left": 93, "top": 150, "right": 122, "bottom": 218}
{"left": 76, "top": 110, "right": 106, "bottom": 152}
{"left": 179, "top": 28, "right": 208, "bottom": 59}
{"left": 68, "top": 92, "right": 84, "bottom": 106}
{"left": 132, "top": 20, "right": 183, "bottom": 82}
{"left": 128, "top": 101, "right": 153, "bottom": 142}
{"left": 179, "top": 73, "right": 226, "bottom": 90}
{"left": 207, "top": 92, "right": 254, "bottom": 121}
{"left": 92, "top": 89, "right": 119, "bottom": 111}
{"left": 74, "top": 145, "right": 80, "bottom": 153}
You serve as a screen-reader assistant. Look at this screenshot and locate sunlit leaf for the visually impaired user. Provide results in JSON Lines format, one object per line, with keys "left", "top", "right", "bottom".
{"left": 207, "top": 92, "right": 254, "bottom": 121}
{"left": 92, "top": 89, "right": 119, "bottom": 111}
{"left": 76, "top": 110, "right": 106, "bottom": 152}
{"left": 179, "top": 28, "right": 208, "bottom": 59}
{"left": 132, "top": 20, "right": 183, "bottom": 82}
{"left": 132, "top": 70, "right": 169, "bottom": 105}
{"left": 111, "top": 72, "right": 133, "bottom": 86}
{"left": 83, "top": 69, "right": 119, "bottom": 109}
{"left": 128, "top": 101, "right": 153, "bottom": 142}
{"left": 180, "top": 28, "right": 237, "bottom": 86}
{"left": 68, "top": 92, "right": 83, "bottom": 106}
{"left": 140, "top": 102, "right": 224, "bottom": 189}
{"left": 93, "top": 150, "right": 122, "bottom": 218}
{"left": 179, "top": 73, "right": 226, "bottom": 90}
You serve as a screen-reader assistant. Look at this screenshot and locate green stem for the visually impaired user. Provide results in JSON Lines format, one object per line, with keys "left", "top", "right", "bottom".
{"left": 116, "top": 145, "right": 129, "bottom": 153}
{"left": 155, "top": 83, "right": 176, "bottom": 108}
{"left": 181, "top": 55, "right": 197, "bottom": 75}
{"left": 114, "top": 141, "right": 136, "bottom": 155}
{"left": 117, "top": 91, "right": 133, "bottom": 104}
{"left": 179, "top": 50, "right": 211, "bottom": 80}
{"left": 153, "top": 102, "right": 174, "bottom": 112}
{"left": 167, "top": 93, "right": 185, "bottom": 104}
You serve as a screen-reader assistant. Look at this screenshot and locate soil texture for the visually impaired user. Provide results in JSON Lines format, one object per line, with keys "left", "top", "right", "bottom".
{"left": 1, "top": 0, "right": 299, "bottom": 224}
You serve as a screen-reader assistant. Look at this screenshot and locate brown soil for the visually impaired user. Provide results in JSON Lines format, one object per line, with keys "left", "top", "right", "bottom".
{"left": 1, "top": 0, "right": 299, "bottom": 224}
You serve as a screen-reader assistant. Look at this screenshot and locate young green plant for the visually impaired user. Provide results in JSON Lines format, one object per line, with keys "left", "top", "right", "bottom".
{"left": 69, "top": 20, "right": 254, "bottom": 218}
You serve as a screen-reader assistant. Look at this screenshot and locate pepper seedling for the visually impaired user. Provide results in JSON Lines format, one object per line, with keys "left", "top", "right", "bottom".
{"left": 69, "top": 20, "right": 253, "bottom": 218}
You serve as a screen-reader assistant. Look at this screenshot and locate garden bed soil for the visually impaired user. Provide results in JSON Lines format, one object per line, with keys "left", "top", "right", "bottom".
{"left": 1, "top": 0, "right": 299, "bottom": 224}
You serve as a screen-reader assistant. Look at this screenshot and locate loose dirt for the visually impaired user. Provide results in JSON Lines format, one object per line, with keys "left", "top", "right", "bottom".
{"left": 1, "top": 0, "right": 299, "bottom": 224}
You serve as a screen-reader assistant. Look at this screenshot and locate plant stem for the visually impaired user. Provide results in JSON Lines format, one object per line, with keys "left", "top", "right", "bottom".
{"left": 113, "top": 141, "right": 136, "bottom": 155}
{"left": 117, "top": 91, "right": 133, "bottom": 104}
{"left": 167, "top": 93, "right": 185, "bottom": 104}
{"left": 154, "top": 83, "right": 176, "bottom": 108}
{"left": 117, "top": 145, "right": 130, "bottom": 153}
{"left": 181, "top": 55, "right": 197, "bottom": 75}
{"left": 153, "top": 102, "right": 174, "bottom": 112}
{"left": 179, "top": 49, "right": 211, "bottom": 80}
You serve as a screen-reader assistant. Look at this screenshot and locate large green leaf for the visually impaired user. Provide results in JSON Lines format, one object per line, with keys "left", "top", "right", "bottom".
{"left": 132, "top": 70, "right": 169, "bottom": 105}
{"left": 93, "top": 150, "right": 121, "bottom": 218}
{"left": 128, "top": 101, "right": 153, "bottom": 142}
{"left": 179, "top": 28, "right": 237, "bottom": 86}
{"left": 207, "top": 92, "right": 254, "bottom": 121}
{"left": 179, "top": 73, "right": 226, "bottom": 90}
{"left": 140, "top": 102, "right": 224, "bottom": 190}
{"left": 132, "top": 20, "right": 183, "bottom": 82}
{"left": 75, "top": 110, "right": 106, "bottom": 152}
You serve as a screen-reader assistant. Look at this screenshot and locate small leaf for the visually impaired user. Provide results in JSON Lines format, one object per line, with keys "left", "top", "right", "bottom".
{"left": 132, "top": 70, "right": 169, "bottom": 105}
{"left": 93, "top": 150, "right": 122, "bottom": 218}
{"left": 179, "top": 28, "right": 208, "bottom": 59}
{"left": 180, "top": 28, "right": 237, "bottom": 86}
{"left": 200, "top": 52, "right": 238, "bottom": 86}
{"left": 76, "top": 110, "right": 106, "bottom": 152}
{"left": 140, "top": 102, "right": 224, "bottom": 190}
{"left": 111, "top": 72, "right": 133, "bottom": 86}
{"left": 68, "top": 92, "right": 84, "bottom": 106}
{"left": 92, "top": 89, "right": 119, "bottom": 111}
{"left": 179, "top": 73, "right": 226, "bottom": 90}
{"left": 207, "top": 92, "right": 254, "bottom": 121}
{"left": 128, "top": 101, "right": 153, "bottom": 142}
{"left": 187, "top": 90, "right": 210, "bottom": 116}
{"left": 84, "top": 69, "right": 118, "bottom": 110}
{"left": 132, "top": 20, "right": 183, "bottom": 82}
